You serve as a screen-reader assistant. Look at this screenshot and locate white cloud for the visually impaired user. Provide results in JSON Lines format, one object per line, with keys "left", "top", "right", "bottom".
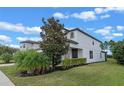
{"left": 95, "top": 25, "right": 124, "bottom": 40}
{"left": 0, "top": 35, "right": 11, "bottom": 43}
{"left": 16, "top": 37, "right": 42, "bottom": 42}
{"left": 116, "top": 26, "right": 124, "bottom": 31}
{"left": 4, "top": 44, "right": 20, "bottom": 48}
{"left": 71, "top": 11, "right": 96, "bottom": 21}
{"left": 9, "top": 44, "right": 20, "bottom": 48}
{"left": 100, "top": 14, "right": 111, "bottom": 19}
{"left": 104, "top": 26, "right": 113, "bottom": 30}
{"left": 94, "top": 7, "right": 124, "bottom": 14}
{"left": 104, "top": 36, "right": 114, "bottom": 40}
{"left": 95, "top": 29, "right": 110, "bottom": 36}
{"left": 112, "top": 33, "right": 123, "bottom": 37}
{"left": 53, "top": 12, "right": 69, "bottom": 19}
{"left": 0, "top": 22, "right": 41, "bottom": 34}
{"left": 105, "top": 7, "right": 124, "bottom": 13}
{"left": 86, "top": 28, "right": 95, "bottom": 31}
{"left": 95, "top": 26, "right": 112, "bottom": 36}
{"left": 94, "top": 8, "right": 105, "bottom": 14}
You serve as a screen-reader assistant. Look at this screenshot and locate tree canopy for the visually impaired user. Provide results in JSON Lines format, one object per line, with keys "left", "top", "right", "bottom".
{"left": 40, "top": 17, "right": 69, "bottom": 69}
{"left": 0, "top": 45, "right": 18, "bottom": 56}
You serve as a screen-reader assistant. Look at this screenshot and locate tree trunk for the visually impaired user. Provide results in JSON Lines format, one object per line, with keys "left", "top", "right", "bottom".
{"left": 52, "top": 55, "right": 55, "bottom": 70}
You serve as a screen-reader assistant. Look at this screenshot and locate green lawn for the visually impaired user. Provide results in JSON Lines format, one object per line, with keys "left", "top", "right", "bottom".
{"left": 1, "top": 58, "right": 124, "bottom": 86}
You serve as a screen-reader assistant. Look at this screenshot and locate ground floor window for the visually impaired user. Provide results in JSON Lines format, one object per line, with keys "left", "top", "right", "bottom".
{"left": 89, "top": 51, "right": 93, "bottom": 59}
{"left": 72, "top": 48, "right": 78, "bottom": 58}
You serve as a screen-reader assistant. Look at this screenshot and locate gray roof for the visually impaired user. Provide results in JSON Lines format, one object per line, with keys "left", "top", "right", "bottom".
{"left": 20, "top": 40, "right": 40, "bottom": 44}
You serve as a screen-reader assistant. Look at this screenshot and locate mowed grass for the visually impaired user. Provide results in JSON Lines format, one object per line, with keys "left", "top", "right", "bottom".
{"left": 1, "top": 58, "right": 124, "bottom": 86}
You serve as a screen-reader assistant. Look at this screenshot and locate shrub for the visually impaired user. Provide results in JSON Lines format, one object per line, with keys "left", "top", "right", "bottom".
{"left": 14, "top": 51, "right": 27, "bottom": 70}
{"left": 1, "top": 53, "right": 12, "bottom": 63}
{"left": 62, "top": 58, "right": 71, "bottom": 69}
{"left": 107, "top": 55, "right": 112, "bottom": 58}
{"left": 112, "top": 40, "right": 124, "bottom": 64}
{"left": 14, "top": 50, "right": 51, "bottom": 75}
{"left": 62, "top": 58, "right": 86, "bottom": 69}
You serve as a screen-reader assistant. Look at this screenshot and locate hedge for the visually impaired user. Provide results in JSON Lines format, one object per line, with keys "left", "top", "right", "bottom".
{"left": 62, "top": 58, "right": 86, "bottom": 69}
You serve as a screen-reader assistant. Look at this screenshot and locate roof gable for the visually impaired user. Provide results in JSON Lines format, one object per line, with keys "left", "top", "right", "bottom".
{"left": 64, "top": 28, "right": 102, "bottom": 43}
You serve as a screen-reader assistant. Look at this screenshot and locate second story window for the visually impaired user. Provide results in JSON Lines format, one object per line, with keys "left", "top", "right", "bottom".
{"left": 70, "top": 32, "right": 74, "bottom": 38}
{"left": 23, "top": 44, "right": 25, "bottom": 48}
{"left": 92, "top": 41, "right": 94, "bottom": 45}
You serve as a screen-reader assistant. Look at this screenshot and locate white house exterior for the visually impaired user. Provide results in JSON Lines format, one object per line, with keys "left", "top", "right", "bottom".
{"left": 20, "top": 28, "right": 106, "bottom": 63}
{"left": 20, "top": 40, "right": 42, "bottom": 52}
{"left": 62, "top": 28, "right": 106, "bottom": 63}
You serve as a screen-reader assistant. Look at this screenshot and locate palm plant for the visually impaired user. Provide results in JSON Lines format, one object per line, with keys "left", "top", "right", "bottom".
{"left": 14, "top": 50, "right": 51, "bottom": 75}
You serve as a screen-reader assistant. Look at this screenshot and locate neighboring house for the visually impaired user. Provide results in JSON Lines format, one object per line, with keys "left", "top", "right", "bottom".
{"left": 20, "top": 28, "right": 106, "bottom": 63}
{"left": 20, "top": 40, "right": 42, "bottom": 52}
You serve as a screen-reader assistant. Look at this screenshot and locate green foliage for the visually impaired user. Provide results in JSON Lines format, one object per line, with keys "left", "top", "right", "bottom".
{"left": 14, "top": 50, "right": 51, "bottom": 74}
{"left": 107, "top": 55, "right": 112, "bottom": 58}
{"left": 1, "top": 53, "right": 12, "bottom": 63}
{"left": 100, "top": 41, "right": 109, "bottom": 51}
{"left": 14, "top": 51, "right": 27, "bottom": 69}
{"left": 0, "top": 45, "right": 18, "bottom": 56}
{"left": 108, "top": 40, "right": 116, "bottom": 52}
{"left": 40, "top": 17, "right": 69, "bottom": 69}
{"left": 112, "top": 40, "right": 124, "bottom": 64}
{"left": 62, "top": 58, "right": 86, "bottom": 69}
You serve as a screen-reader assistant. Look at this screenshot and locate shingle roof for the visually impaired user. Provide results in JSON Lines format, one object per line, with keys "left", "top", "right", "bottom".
{"left": 20, "top": 40, "right": 40, "bottom": 44}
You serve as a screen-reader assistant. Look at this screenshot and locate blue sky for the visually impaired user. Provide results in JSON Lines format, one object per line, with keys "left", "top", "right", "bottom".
{"left": 0, "top": 7, "right": 124, "bottom": 48}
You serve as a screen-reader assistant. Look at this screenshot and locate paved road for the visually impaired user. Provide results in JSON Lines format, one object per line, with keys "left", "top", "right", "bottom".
{"left": 0, "top": 71, "right": 14, "bottom": 86}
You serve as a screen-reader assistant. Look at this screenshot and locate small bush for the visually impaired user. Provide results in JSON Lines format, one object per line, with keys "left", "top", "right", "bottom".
{"left": 14, "top": 50, "right": 51, "bottom": 75}
{"left": 62, "top": 58, "right": 86, "bottom": 69}
{"left": 1, "top": 53, "right": 12, "bottom": 63}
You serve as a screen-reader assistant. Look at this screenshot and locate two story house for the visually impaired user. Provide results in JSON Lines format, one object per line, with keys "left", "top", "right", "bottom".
{"left": 20, "top": 28, "right": 106, "bottom": 63}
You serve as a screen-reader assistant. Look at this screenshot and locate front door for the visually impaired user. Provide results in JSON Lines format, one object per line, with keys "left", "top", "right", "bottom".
{"left": 72, "top": 49, "right": 78, "bottom": 58}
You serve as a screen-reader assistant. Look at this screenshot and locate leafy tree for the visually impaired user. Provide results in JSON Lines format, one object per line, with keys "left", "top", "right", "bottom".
{"left": 111, "top": 40, "right": 124, "bottom": 64}
{"left": 100, "top": 41, "right": 109, "bottom": 52}
{"left": 40, "top": 17, "right": 69, "bottom": 70}
{"left": 108, "top": 40, "right": 116, "bottom": 52}
{"left": 1, "top": 53, "right": 12, "bottom": 63}
{"left": 0, "top": 45, "right": 18, "bottom": 56}
{"left": 100, "top": 41, "right": 109, "bottom": 61}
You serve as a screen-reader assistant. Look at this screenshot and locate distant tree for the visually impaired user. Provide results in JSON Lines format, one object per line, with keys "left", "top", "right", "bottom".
{"left": 0, "top": 45, "right": 18, "bottom": 56}
{"left": 40, "top": 17, "right": 69, "bottom": 70}
{"left": 112, "top": 40, "right": 124, "bottom": 64}
{"left": 108, "top": 40, "right": 116, "bottom": 52}
{"left": 100, "top": 41, "right": 109, "bottom": 52}
{"left": 100, "top": 41, "right": 110, "bottom": 61}
{"left": 1, "top": 53, "right": 12, "bottom": 63}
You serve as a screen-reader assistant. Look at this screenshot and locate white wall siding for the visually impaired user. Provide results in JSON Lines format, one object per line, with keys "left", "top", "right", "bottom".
{"left": 67, "top": 30, "right": 105, "bottom": 63}
{"left": 20, "top": 43, "right": 40, "bottom": 51}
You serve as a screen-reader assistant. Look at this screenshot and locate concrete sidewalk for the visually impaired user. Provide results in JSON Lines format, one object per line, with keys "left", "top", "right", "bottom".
{"left": 0, "top": 71, "right": 14, "bottom": 86}
{"left": 0, "top": 63, "right": 15, "bottom": 67}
